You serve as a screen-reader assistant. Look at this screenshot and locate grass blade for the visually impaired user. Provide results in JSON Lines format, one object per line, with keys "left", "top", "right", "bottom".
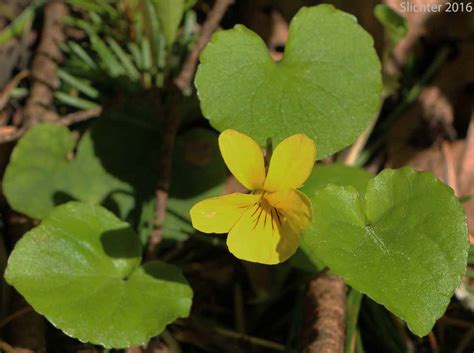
{"left": 66, "top": 0, "right": 117, "bottom": 17}
{"left": 0, "top": 0, "right": 45, "bottom": 44}
{"left": 141, "top": 37, "right": 152, "bottom": 72}
{"left": 55, "top": 92, "right": 98, "bottom": 110}
{"left": 345, "top": 289, "right": 363, "bottom": 353}
{"left": 57, "top": 69, "right": 99, "bottom": 98}
{"left": 67, "top": 42, "right": 98, "bottom": 69}
{"left": 106, "top": 37, "right": 140, "bottom": 80}
{"left": 128, "top": 42, "right": 143, "bottom": 70}
{"left": 143, "top": 0, "right": 161, "bottom": 62}
{"left": 90, "top": 34, "right": 125, "bottom": 77}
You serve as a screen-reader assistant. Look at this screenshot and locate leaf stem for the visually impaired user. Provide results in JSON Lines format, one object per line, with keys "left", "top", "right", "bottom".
{"left": 265, "top": 137, "right": 273, "bottom": 169}
{"left": 145, "top": 0, "right": 234, "bottom": 259}
{"left": 213, "top": 326, "right": 287, "bottom": 351}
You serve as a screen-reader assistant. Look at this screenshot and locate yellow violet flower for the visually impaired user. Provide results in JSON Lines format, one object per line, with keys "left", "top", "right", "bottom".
{"left": 190, "top": 129, "right": 316, "bottom": 265}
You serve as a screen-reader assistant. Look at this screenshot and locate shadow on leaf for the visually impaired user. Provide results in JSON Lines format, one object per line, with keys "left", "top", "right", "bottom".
{"left": 100, "top": 227, "right": 141, "bottom": 259}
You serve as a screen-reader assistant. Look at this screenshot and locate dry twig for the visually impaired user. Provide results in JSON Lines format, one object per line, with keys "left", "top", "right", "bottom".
{"left": 459, "top": 114, "right": 474, "bottom": 237}
{"left": 174, "top": 0, "right": 234, "bottom": 92}
{"left": 0, "top": 106, "right": 102, "bottom": 143}
{"left": 146, "top": 0, "right": 234, "bottom": 259}
{"left": 302, "top": 274, "right": 346, "bottom": 353}
{"left": 0, "top": 70, "right": 29, "bottom": 110}
{"left": 0, "top": 340, "right": 17, "bottom": 353}
{"left": 22, "top": 0, "right": 68, "bottom": 126}
{"left": 0, "top": 306, "right": 33, "bottom": 329}
{"left": 459, "top": 114, "right": 474, "bottom": 195}
{"left": 59, "top": 106, "right": 102, "bottom": 126}
{"left": 0, "top": 126, "right": 24, "bottom": 143}
{"left": 441, "top": 141, "right": 459, "bottom": 195}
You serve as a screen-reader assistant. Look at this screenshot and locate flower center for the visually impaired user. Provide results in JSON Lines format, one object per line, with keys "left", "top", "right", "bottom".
{"left": 249, "top": 196, "right": 283, "bottom": 231}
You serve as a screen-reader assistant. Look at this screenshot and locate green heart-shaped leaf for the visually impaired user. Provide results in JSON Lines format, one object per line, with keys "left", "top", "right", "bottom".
{"left": 195, "top": 4, "right": 382, "bottom": 159}
{"left": 293, "top": 164, "right": 374, "bottom": 272}
{"left": 3, "top": 106, "right": 161, "bottom": 221}
{"left": 3, "top": 123, "right": 128, "bottom": 219}
{"left": 5, "top": 202, "right": 192, "bottom": 348}
{"left": 303, "top": 168, "right": 468, "bottom": 335}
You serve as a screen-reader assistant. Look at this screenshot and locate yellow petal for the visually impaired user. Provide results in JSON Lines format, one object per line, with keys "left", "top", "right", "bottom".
{"left": 265, "top": 189, "right": 313, "bottom": 234}
{"left": 226, "top": 203, "right": 300, "bottom": 265}
{"left": 219, "top": 129, "right": 266, "bottom": 190}
{"left": 263, "top": 134, "right": 316, "bottom": 192}
{"left": 190, "top": 193, "right": 260, "bottom": 234}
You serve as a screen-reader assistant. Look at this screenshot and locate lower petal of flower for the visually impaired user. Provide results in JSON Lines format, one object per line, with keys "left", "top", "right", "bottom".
{"left": 190, "top": 193, "right": 260, "bottom": 234}
{"left": 226, "top": 202, "right": 299, "bottom": 265}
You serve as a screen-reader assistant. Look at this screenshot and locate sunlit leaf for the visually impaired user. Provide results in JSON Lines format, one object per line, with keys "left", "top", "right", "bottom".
{"left": 303, "top": 168, "right": 468, "bottom": 336}
{"left": 293, "top": 164, "right": 373, "bottom": 272}
{"left": 3, "top": 103, "right": 161, "bottom": 224}
{"left": 195, "top": 5, "right": 382, "bottom": 159}
{"left": 5, "top": 202, "right": 192, "bottom": 348}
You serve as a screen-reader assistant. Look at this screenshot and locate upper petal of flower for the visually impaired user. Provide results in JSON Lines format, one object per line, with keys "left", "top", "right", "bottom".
{"left": 263, "top": 134, "right": 316, "bottom": 192}
{"left": 190, "top": 193, "right": 260, "bottom": 234}
{"left": 219, "top": 129, "right": 266, "bottom": 190}
{"left": 265, "top": 189, "right": 313, "bottom": 234}
{"left": 226, "top": 202, "right": 300, "bottom": 264}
